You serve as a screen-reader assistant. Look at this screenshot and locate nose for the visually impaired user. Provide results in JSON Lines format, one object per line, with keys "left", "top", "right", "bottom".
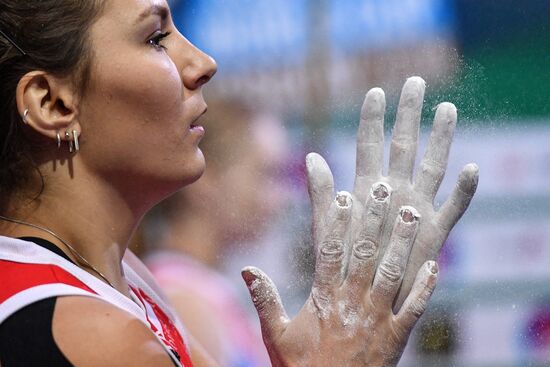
{"left": 181, "top": 42, "right": 217, "bottom": 90}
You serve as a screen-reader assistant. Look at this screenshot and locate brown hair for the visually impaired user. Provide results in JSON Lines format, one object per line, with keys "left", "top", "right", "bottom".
{"left": 0, "top": 0, "right": 105, "bottom": 206}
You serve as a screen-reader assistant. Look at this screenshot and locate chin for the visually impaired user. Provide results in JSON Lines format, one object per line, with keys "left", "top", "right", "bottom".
{"left": 154, "top": 150, "right": 206, "bottom": 197}
{"left": 180, "top": 151, "right": 206, "bottom": 187}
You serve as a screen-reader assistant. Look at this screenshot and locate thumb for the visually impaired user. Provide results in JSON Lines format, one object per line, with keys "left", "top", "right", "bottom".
{"left": 242, "top": 266, "right": 289, "bottom": 343}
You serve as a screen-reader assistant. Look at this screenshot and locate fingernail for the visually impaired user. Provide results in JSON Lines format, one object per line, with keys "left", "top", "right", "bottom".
{"left": 370, "top": 182, "right": 391, "bottom": 202}
{"left": 399, "top": 206, "right": 420, "bottom": 223}
{"left": 427, "top": 260, "right": 438, "bottom": 275}
{"left": 336, "top": 191, "right": 352, "bottom": 208}
{"left": 241, "top": 267, "right": 257, "bottom": 287}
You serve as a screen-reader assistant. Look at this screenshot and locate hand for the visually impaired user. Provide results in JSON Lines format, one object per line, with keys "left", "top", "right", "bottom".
{"left": 242, "top": 191, "right": 438, "bottom": 366}
{"left": 241, "top": 78, "right": 478, "bottom": 366}
{"left": 307, "top": 76, "right": 478, "bottom": 308}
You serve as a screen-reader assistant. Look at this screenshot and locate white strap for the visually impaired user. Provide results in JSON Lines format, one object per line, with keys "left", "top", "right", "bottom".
{"left": 0, "top": 283, "right": 101, "bottom": 324}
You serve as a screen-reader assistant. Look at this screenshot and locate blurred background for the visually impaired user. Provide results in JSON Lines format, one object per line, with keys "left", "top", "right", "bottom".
{"left": 140, "top": 0, "right": 550, "bottom": 366}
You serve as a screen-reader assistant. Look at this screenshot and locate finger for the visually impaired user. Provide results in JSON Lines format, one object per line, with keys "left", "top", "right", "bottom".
{"left": 242, "top": 266, "right": 289, "bottom": 343}
{"left": 392, "top": 229, "right": 439, "bottom": 311}
{"left": 345, "top": 182, "right": 392, "bottom": 306}
{"left": 414, "top": 102, "right": 457, "bottom": 202}
{"left": 371, "top": 206, "right": 420, "bottom": 308}
{"left": 312, "top": 192, "right": 352, "bottom": 312}
{"left": 436, "top": 163, "right": 479, "bottom": 232}
{"left": 306, "top": 152, "right": 335, "bottom": 249}
{"left": 354, "top": 88, "right": 386, "bottom": 203}
{"left": 395, "top": 261, "right": 438, "bottom": 331}
{"left": 388, "top": 76, "right": 426, "bottom": 181}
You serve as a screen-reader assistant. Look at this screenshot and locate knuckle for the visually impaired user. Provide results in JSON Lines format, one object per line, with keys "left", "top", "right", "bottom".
{"left": 352, "top": 238, "right": 378, "bottom": 260}
{"left": 320, "top": 238, "right": 345, "bottom": 261}
{"left": 367, "top": 207, "right": 386, "bottom": 223}
{"left": 378, "top": 258, "right": 403, "bottom": 283}
{"left": 366, "top": 206, "right": 384, "bottom": 223}
{"left": 408, "top": 299, "right": 428, "bottom": 319}
{"left": 252, "top": 293, "right": 269, "bottom": 312}
{"left": 311, "top": 288, "right": 332, "bottom": 319}
{"left": 252, "top": 288, "right": 277, "bottom": 314}
{"left": 420, "top": 160, "right": 444, "bottom": 180}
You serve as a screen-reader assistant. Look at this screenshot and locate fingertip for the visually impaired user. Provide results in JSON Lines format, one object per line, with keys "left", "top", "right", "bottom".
{"left": 362, "top": 87, "right": 386, "bottom": 119}
{"left": 399, "top": 206, "right": 421, "bottom": 224}
{"left": 435, "top": 102, "right": 457, "bottom": 122}
{"left": 464, "top": 162, "right": 479, "bottom": 176}
{"left": 426, "top": 260, "right": 439, "bottom": 276}
{"left": 459, "top": 163, "right": 480, "bottom": 193}
{"left": 386, "top": 206, "right": 421, "bottom": 242}
{"left": 306, "top": 152, "right": 330, "bottom": 174}
{"left": 396, "top": 76, "right": 426, "bottom": 113}
{"left": 370, "top": 181, "right": 392, "bottom": 202}
{"left": 334, "top": 191, "right": 352, "bottom": 222}
{"left": 405, "top": 76, "right": 426, "bottom": 90}
{"left": 365, "top": 87, "right": 385, "bottom": 100}
{"left": 305, "top": 152, "right": 319, "bottom": 171}
{"left": 422, "top": 260, "right": 439, "bottom": 292}
{"left": 241, "top": 266, "right": 260, "bottom": 287}
{"left": 335, "top": 191, "right": 352, "bottom": 208}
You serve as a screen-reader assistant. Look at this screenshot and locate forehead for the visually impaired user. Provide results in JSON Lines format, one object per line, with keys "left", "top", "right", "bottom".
{"left": 100, "top": 0, "right": 169, "bottom": 24}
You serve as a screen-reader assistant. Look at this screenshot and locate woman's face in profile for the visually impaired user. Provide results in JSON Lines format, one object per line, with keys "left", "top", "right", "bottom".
{"left": 77, "top": 0, "right": 216, "bottom": 198}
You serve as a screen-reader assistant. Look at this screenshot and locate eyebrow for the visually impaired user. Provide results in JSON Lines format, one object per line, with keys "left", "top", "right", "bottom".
{"left": 135, "top": 4, "right": 169, "bottom": 24}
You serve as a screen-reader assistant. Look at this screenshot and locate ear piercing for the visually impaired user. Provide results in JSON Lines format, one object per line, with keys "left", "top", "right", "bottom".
{"left": 64, "top": 130, "right": 79, "bottom": 153}
{"left": 21, "top": 107, "right": 80, "bottom": 153}
{"left": 22, "top": 109, "right": 29, "bottom": 124}
{"left": 72, "top": 130, "right": 79, "bottom": 152}
{"left": 65, "top": 131, "right": 73, "bottom": 153}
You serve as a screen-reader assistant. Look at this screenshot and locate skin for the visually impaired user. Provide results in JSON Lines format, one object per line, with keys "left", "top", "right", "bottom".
{"left": 306, "top": 77, "right": 479, "bottom": 309}
{"left": 242, "top": 79, "right": 478, "bottom": 366}
{"left": 0, "top": 0, "right": 475, "bottom": 365}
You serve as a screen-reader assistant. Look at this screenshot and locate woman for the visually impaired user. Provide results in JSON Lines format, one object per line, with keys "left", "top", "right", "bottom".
{"left": 0, "top": 0, "right": 478, "bottom": 366}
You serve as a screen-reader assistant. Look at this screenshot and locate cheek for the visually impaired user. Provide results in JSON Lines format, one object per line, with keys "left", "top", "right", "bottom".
{"left": 104, "top": 59, "right": 183, "bottom": 123}
{"left": 83, "top": 55, "right": 185, "bottom": 143}
{"left": 78, "top": 56, "right": 199, "bottom": 182}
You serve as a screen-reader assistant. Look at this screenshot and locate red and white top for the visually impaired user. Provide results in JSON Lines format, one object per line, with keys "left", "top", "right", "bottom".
{"left": 0, "top": 236, "right": 193, "bottom": 367}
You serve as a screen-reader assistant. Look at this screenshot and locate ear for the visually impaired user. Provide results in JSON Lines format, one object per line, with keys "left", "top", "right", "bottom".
{"left": 15, "top": 71, "right": 81, "bottom": 142}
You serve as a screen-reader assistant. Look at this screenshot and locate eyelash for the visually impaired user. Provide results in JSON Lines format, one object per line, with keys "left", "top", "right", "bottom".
{"left": 148, "top": 31, "right": 171, "bottom": 51}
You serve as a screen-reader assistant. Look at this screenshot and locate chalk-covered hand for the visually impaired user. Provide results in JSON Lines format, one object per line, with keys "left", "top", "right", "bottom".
{"left": 242, "top": 190, "right": 437, "bottom": 366}
{"left": 308, "top": 77, "right": 478, "bottom": 308}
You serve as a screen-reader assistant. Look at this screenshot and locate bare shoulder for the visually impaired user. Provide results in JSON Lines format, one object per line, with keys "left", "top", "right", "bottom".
{"left": 52, "top": 296, "right": 175, "bottom": 367}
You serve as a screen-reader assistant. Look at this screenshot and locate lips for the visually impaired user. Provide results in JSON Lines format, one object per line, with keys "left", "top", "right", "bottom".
{"left": 189, "top": 107, "right": 207, "bottom": 130}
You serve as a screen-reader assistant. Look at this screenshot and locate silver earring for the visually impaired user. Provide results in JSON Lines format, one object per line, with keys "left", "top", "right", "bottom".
{"left": 56, "top": 132, "right": 61, "bottom": 148}
{"left": 65, "top": 131, "right": 73, "bottom": 153}
{"left": 72, "top": 130, "right": 79, "bottom": 152}
{"left": 22, "top": 109, "right": 29, "bottom": 124}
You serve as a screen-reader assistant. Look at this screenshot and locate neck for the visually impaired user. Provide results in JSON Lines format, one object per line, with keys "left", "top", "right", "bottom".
{"left": 0, "top": 174, "right": 152, "bottom": 295}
